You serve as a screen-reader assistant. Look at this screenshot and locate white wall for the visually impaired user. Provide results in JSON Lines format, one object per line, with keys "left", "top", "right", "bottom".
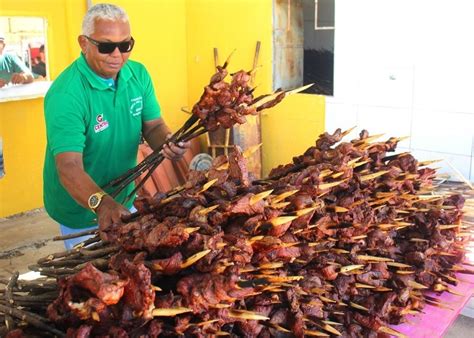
{"left": 326, "top": 0, "right": 474, "bottom": 182}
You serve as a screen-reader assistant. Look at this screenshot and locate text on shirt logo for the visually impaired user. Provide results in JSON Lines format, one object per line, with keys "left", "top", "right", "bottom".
{"left": 94, "top": 114, "right": 109, "bottom": 133}
{"left": 130, "top": 96, "right": 143, "bottom": 117}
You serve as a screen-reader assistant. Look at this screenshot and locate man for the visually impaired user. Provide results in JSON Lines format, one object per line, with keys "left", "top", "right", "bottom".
{"left": 0, "top": 35, "right": 34, "bottom": 88}
{"left": 43, "top": 3, "right": 189, "bottom": 249}
{"left": 32, "top": 44, "right": 47, "bottom": 78}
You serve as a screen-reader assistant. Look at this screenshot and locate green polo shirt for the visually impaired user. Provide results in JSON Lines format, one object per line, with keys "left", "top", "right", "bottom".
{"left": 43, "top": 53, "right": 161, "bottom": 228}
{"left": 0, "top": 54, "right": 32, "bottom": 81}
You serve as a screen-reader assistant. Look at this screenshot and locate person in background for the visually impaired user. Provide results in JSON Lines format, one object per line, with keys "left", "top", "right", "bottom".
{"left": 43, "top": 3, "right": 190, "bottom": 249}
{"left": 32, "top": 44, "right": 47, "bottom": 78}
{"left": 0, "top": 35, "right": 34, "bottom": 88}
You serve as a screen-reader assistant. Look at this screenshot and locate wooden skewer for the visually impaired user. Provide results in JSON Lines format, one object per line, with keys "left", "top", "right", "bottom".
{"left": 152, "top": 307, "right": 193, "bottom": 317}
{"left": 359, "top": 170, "right": 389, "bottom": 182}
{"left": 354, "top": 133, "right": 385, "bottom": 145}
{"left": 357, "top": 255, "right": 393, "bottom": 262}
{"left": 215, "top": 331, "right": 230, "bottom": 336}
{"left": 407, "top": 280, "right": 428, "bottom": 289}
{"left": 271, "top": 201, "right": 291, "bottom": 209}
{"left": 387, "top": 262, "right": 413, "bottom": 268}
{"left": 198, "top": 205, "right": 219, "bottom": 215}
{"left": 249, "top": 189, "right": 274, "bottom": 205}
{"left": 437, "top": 224, "right": 460, "bottom": 230}
{"left": 379, "top": 326, "right": 408, "bottom": 338}
{"left": 228, "top": 310, "right": 269, "bottom": 321}
{"left": 418, "top": 159, "right": 443, "bottom": 167}
{"left": 319, "top": 295, "right": 337, "bottom": 303}
{"left": 409, "top": 238, "right": 429, "bottom": 243}
{"left": 320, "top": 323, "right": 342, "bottom": 336}
{"left": 269, "top": 215, "right": 298, "bottom": 226}
{"left": 197, "top": 178, "right": 219, "bottom": 194}
{"left": 350, "top": 235, "right": 368, "bottom": 240}
{"left": 374, "top": 287, "right": 393, "bottom": 292}
{"left": 180, "top": 249, "right": 211, "bottom": 269}
{"left": 304, "top": 330, "right": 330, "bottom": 337}
{"left": 355, "top": 283, "right": 376, "bottom": 289}
{"left": 195, "top": 319, "right": 219, "bottom": 327}
{"left": 340, "top": 264, "right": 365, "bottom": 273}
{"left": 295, "top": 206, "right": 318, "bottom": 216}
{"left": 350, "top": 302, "right": 369, "bottom": 311}
{"left": 341, "top": 126, "right": 357, "bottom": 137}
{"left": 317, "top": 179, "right": 347, "bottom": 190}
{"left": 243, "top": 143, "right": 263, "bottom": 159}
{"left": 271, "top": 189, "right": 299, "bottom": 204}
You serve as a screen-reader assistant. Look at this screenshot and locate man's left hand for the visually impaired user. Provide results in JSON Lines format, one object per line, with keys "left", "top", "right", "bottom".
{"left": 161, "top": 134, "right": 191, "bottom": 161}
{"left": 11, "top": 73, "right": 29, "bottom": 84}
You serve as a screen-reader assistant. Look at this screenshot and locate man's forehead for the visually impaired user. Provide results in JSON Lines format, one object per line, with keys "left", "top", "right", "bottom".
{"left": 92, "top": 19, "right": 130, "bottom": 37}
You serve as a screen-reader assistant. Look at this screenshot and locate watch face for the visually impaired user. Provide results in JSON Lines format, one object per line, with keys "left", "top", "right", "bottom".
{"left": 89, "top": 195, "right": 100, "bottom": 208}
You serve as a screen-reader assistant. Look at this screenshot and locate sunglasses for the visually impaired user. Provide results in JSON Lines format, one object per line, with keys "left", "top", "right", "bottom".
{"left": 84, "top": 36, "right": 135, "bottom": 54}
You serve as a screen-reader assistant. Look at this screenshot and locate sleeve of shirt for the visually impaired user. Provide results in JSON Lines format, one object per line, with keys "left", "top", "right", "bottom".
{"left": 10, "top": 55, "right": 32, "bottom": 75}
{"left": 45, "top": 92, "right": 86, "bottom": 156}
{"left": 141, "top": 66, "right": 161, "bottom": 122}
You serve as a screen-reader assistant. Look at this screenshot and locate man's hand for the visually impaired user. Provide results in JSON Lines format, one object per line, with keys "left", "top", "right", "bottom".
{"left": 161, "top": 134, "right": 191, "bottom": 161}
{"left": 11, "top": 72, "right": 33, "bottom": 85}
{"left": 0, "top": 79, "right": 7, "bottom": 88}
{"left": 96, "top": 195, "right": 130, "bottom": 240}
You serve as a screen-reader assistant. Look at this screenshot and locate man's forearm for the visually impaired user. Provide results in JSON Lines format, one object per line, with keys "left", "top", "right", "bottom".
{"left": 143, "top": 118, "right": 171, "bottom": 150}
{"left": 57, "top": 161, "right": 103, "bottom": 209}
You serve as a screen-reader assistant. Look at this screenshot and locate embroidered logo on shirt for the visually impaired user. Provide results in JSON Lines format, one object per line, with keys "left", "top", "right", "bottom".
{"left": 94, "top": 114, "right": 109, "bottom": 133}
{"left": 130, "top": 96, "right": 143, "bottom": 117}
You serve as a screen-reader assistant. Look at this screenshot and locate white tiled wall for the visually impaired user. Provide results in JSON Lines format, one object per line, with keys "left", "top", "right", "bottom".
{"left": 325, "top": 0, "right": 474, "bottom": 182}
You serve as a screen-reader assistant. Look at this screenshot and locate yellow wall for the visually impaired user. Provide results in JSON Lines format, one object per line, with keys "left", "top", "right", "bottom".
{"left": 185, "top": 0, "right": 325, "bottom": 175}
{"left": 0, "top": 0, "right": 86, "bottom": 217}
{"left": 1, "top": 0, "right": 325, "bottom": 217}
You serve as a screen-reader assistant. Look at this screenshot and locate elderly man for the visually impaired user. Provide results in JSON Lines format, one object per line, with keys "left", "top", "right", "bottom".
{"left": 43, "top": 3, "right": 190, "bottom": 249}
{"left": 0, "top": 35, "right": 34, "bottom": 88}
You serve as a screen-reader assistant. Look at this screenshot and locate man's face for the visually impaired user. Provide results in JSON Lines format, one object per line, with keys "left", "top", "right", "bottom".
{"left": 0, "top": 41, "right": 5, "bottom": 54}
{"left": 79, "top": 19, "right": 132, "bottom": 79}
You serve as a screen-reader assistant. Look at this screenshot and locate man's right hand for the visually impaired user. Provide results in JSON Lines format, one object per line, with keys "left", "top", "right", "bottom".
{"left": 0, "top": 79, "right": 7, "bottom": 88}
{"left": 96, "top": 195, "right": 130, "bottom": 241}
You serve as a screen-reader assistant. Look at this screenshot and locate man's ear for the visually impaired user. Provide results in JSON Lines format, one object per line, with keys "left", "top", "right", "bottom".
{"left": 78, "top": 35, "right": 87, "bottom": 53}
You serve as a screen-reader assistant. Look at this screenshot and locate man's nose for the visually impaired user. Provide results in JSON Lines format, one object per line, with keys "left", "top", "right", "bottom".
{"left": 110, "top": 46, "right": 122, "bottom": 56}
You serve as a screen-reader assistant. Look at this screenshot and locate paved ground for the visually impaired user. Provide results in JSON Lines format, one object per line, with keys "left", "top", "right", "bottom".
{"left": 0, "top": 208, "right": 63, "bottom": 279}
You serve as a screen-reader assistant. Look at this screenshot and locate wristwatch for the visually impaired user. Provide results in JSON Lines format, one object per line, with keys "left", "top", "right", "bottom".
{"left": 87, "top": 191, "right": 108, "bottom": 212}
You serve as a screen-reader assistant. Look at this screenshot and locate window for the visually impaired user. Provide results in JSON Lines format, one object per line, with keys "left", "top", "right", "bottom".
{"left": 273, "top": 0, "right": 335, "bottom": 95}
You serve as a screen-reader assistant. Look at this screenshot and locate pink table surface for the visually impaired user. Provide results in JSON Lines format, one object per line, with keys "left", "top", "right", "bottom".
{"left": 390, "top": 272, "right": 474, "bottom": 337}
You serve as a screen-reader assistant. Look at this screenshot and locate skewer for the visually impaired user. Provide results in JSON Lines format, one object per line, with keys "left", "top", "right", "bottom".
{"left": 197, "top": 178, "right": 219, "bottom": 193}
{"left": 359, "top": 170, "right": 389, "bottom": 182}
{"left": 349, "top": 302, "right": 369, "bottom": 311}
{"left": 180, "top": 250, "right": 212, "bottom": 269}
{"left": 198, "top": 205, "right": 219, "bottom": 215}
{"left": 378, "top": 326, "right": 408, "bottom": 338}
{"left": 317, "top": 179, "right": 347, "bottom": 190}
{"left": 304, "top": 329, "right": 330, "bottom": 337}
{"left": 249, "top": 189, "right": 274, "bottom": 205}
{"left": 271, "top": 189, "right": 299, "bottom": 204}
{"left": 152, "top": 307, "right": 193, "bottom": 317}
{"left": 228, "top": 310, "right": 269, "bottom": 321}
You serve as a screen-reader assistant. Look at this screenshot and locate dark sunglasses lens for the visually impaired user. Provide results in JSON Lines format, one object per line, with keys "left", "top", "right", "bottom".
{"left": 97, "top": 40, "right": 134, "bottom": 54}
{"left": 118, "top": 40, "right": 134, "bottom": 53}
{"left": 97, "top": 43, "right": 117, "bottom": 54}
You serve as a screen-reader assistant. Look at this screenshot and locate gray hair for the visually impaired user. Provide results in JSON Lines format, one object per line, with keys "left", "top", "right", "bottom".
{"left": 82, "top": 3, "right": 129, "bottom": 36}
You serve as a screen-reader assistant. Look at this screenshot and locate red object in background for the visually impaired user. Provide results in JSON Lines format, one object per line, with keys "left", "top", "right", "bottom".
{"left": 29, "top": 47, "right": 40, "bottom": 64}
{"left": 135, "top": 138, "right": 201, "bottom": 199}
